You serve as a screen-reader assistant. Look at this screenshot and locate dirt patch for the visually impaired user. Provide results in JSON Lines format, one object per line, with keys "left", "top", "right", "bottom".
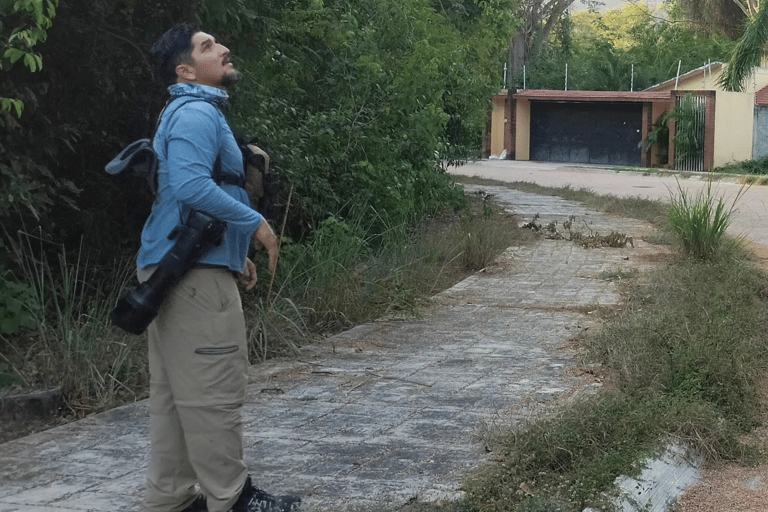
{"left": 675, "top": 465, "right": 768, "bottom": 512}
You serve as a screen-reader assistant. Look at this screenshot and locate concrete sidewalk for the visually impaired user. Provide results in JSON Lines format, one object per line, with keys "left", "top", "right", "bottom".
{"left": 0, "top": 184, "right": 666, "bottom": 512}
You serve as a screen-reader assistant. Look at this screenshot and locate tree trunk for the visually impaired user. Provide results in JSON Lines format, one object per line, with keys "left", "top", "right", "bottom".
{"left": 508, "top": 31, "right": 528, "bottom": 87}
{"left": 506, "top": 0, "right": 576, "bottom": 88}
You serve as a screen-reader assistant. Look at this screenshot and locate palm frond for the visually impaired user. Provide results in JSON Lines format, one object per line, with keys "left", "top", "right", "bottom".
{"left": 719, "top": 2, "right": 768, "bottom": 91}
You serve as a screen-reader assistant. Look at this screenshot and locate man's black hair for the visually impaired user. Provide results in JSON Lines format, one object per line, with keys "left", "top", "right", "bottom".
{"left": 151, "top": 24, "right": 200, "bottom": 87}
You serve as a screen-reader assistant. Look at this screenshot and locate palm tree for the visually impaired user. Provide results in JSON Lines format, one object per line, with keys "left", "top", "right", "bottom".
{"left": 719, "top": 0, "right": 768, "bottom": 91}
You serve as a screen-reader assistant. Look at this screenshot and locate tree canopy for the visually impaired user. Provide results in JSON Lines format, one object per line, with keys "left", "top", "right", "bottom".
{"left": 518, "top": 2, "right": 737, "bottom": 91}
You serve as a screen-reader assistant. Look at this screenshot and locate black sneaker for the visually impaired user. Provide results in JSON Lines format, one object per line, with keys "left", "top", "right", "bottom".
{"left": 181, "top": 493, "right": 208, "bottom": 511}
{"left": 229, "top": 476, "right": 301, "bottom": 512}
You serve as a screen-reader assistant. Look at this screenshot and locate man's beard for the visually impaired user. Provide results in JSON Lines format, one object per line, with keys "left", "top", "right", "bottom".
{"left": 219, "top": 69, "right": 242, "bottom": 89}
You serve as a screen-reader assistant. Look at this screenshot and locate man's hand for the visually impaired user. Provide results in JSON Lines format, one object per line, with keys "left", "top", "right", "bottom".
{"left": 253, "top": 220, "right": 279, "bottom": 271}
{"left": 240, "top": 258, "right": 258, "bottom": 291}
{"left": 242, "top": 222, "right": 278, "bottom": 292}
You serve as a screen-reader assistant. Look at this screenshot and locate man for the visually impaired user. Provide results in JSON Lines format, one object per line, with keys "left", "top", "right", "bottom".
{"left": 137, "top": 24, "right": 300, "bottom": 512}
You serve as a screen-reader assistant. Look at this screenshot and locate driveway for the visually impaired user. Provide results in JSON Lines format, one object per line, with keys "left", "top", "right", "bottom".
{"left": 450, "top": 160, "right": 768, "bottom": 256}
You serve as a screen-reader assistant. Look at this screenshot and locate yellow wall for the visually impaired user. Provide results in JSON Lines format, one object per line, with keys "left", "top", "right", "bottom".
{"left": 515, "top": 98, "right": 530, "bottom": 161}
{"left": 739, "top": 67, "right": 768, "bottom": 93}
{"left": 713, "top": 91, "right": 754, "bottom": 167}
{"left": 650, "top": 101, "right": 670, "bottom": 167}
{"left": 490, "top": 93, "right": 507, "bottom": 157}
{"left": 674, "top": 68, "right": 721, "bottom": 91}
{"left": 659, "top": 66, "right": 768, "bottom": 94}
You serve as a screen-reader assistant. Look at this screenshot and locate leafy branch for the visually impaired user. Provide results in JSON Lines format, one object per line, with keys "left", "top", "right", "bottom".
{"left": 1, "top": 0, "right": 59, "bottom": 117}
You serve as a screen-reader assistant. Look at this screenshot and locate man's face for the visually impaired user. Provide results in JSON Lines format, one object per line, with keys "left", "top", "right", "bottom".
{"left": 178, "top": 31, "right": 240, "bottom": 89}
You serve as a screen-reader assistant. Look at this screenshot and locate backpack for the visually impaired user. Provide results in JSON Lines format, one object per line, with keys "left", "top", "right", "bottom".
{"left": 105, "top": 98, "right": 279, "bottom": 217}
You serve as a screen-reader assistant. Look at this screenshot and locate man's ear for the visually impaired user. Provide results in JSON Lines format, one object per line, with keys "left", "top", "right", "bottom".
{"left": 176, "top": 63, "right": 195, "bottom": 82}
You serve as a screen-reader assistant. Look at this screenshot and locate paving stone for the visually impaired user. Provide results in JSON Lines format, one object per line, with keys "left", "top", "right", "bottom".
{"left": 0, "top": 181, "right": 677, "bottom": 511}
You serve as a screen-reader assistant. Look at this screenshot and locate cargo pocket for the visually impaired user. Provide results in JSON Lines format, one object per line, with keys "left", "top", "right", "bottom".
{"left": 194, "top": 346, "right": 239, "bottom": 356}
{"left": 186, "top": 342, "right": 246, "bottom": 405}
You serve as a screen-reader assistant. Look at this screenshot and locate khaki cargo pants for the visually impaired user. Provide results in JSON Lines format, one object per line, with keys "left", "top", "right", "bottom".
{"left": 138, "top": 267, "right": 248, "bottom": 512}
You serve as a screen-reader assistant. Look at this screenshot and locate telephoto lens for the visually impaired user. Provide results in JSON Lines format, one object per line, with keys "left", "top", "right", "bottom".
{"left": 111, "top": 210, "right": 226, "bottom": 334}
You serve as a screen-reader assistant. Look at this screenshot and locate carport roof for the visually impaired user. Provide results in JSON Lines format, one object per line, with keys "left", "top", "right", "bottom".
{"left": 513, "top": 89, "right": 670, "bottom": 102}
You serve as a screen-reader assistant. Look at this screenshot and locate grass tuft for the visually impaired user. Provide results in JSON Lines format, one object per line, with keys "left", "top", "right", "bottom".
{"left": 1, "top": 228, "right": 146, "bottom": 414}
{"left": 667, "top": 177, "right": 747, "bottom": 261}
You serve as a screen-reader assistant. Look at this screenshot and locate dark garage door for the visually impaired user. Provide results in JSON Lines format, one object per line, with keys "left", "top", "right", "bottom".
{"left": 530, "top": 101, "right": 643, "bottom": 166}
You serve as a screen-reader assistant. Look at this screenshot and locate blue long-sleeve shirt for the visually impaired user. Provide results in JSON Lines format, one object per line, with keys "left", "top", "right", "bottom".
{"left": 137, "top": 83, "right": 264, "bottom": 273}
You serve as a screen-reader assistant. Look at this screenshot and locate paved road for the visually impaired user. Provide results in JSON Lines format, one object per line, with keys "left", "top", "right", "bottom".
{"left": 451, "top": 160, "right": 768, "bottom": 253}
{"left": 0, "top": 161, "right": 758, "bottom": 511}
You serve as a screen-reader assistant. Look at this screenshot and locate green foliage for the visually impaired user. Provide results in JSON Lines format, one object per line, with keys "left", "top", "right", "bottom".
{"left": 667, "top": 178, "right": 746, "bottom": 260}
{"left": 521, "top": 5, "right": 736, "bottom": 91}
{"left": 0, "top": 268, "right": 38, "bottom": 335}
{"left": 2, "top": 230, "right": 145, "bottom": 408}
{"left": 638, "top": 110, "right": 671, "bottom": 164}
{"left": 670, "top": 94, "right": 705, "bottom": 166}
{"left": 640, "top": 94, "right": 708, "bottom": 169}
{"left": 593, "top": 256, "right": 768, "bottom": 432}
{"left": 305, "top": 215, "right": 372, "bottom": 284}
{"left": 718, "top": 0, "right": 768, "bottom": 91}
{"left": 714, "top": 156, "right": 768, "bottom": 175}
{"left": 1, "top": 0, "right": 510, "bottom": 266}
{"left": 1, "top": 0, "right": 58, "bottom": 113}
{"left": 453, "top": 195, "right": 511, "bottom": 270}
{"left": 0, "top": 0, "right": 80, "bottom": 220}
{"left": 206, "top": 0, "right": 505, "bottom": 236}
{"left": 257, "top": 195, "right": 529, "bottom": 337}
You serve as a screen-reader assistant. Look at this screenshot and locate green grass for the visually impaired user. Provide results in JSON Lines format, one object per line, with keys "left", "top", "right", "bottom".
{"left": 667, "top": 178, "right": 747, "bottom": 260}
{"left": 1, "top": 229, "right": 147, "bottom": 413}
{"left": 239, "top": 195, "right": 535, "bottom": 356}
{"left": 714, "top": 156, "right": 768, "bottom": 176}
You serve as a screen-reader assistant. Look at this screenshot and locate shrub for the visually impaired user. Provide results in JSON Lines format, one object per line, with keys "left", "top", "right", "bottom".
{"left": 667, "top": 178, "right": 746, "bottom": 260}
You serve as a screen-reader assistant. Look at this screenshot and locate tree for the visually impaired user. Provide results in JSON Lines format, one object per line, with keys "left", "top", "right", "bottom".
{"left": 202, "top": 0, "right": 514, "bottom": 236}
{"left": 1, "top": 0, "right": 68, "bottom": 220}
{"left": 675, "top": 0, "right": 752, "bottom": 39}
{"left": 506, "top": 0, "right": 576, "bottom": 87}
{"left": 718, "top": 0, "right": 768, "bottom": 90}
{"left": 521, "top": 2, "right": 735, "bottom": 91}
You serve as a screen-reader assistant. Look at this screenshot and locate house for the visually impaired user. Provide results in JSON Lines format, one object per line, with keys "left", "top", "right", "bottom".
{"left": 488, "top": 62, "right": 768, "bottom": 170}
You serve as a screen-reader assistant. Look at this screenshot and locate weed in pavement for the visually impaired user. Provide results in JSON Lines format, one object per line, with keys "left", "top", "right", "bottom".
{"left": 667, "top": 177, "right": 747, "bottom": 261}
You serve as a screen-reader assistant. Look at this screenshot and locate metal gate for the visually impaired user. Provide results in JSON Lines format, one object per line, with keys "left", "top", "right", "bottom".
{"left": 529, "top": 101, "right": 643, "bottom": 166}
{"left": 674, "top": 94, "right": 706, "bottom": 172}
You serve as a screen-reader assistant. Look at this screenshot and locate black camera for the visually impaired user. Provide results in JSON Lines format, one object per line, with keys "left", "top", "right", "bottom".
{"left": 111, "top": 210, "right": 227, "bottom": 335}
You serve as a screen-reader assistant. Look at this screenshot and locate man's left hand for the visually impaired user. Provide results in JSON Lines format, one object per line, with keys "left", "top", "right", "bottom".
{"left": 240, "top": 258, "right": 258, "bottom": 291}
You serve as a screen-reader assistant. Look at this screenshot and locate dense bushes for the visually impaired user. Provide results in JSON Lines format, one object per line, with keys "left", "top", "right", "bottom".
{"left": 2, "top": 0, "right": 514, "bottom": 255}
{"left": 0, "top": 0, "right": 516, "bottom": 394}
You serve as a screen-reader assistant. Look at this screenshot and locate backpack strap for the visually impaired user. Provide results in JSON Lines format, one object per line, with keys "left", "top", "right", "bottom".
{"left": 212, "top": 154, "right": 246, "bottom": 188}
